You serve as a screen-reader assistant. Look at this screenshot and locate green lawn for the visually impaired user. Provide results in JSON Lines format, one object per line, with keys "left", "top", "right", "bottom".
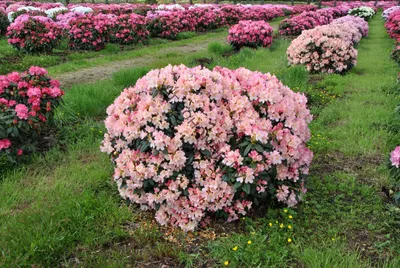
{"left": 0, "top": 13, "right": 399, "bottom": 267}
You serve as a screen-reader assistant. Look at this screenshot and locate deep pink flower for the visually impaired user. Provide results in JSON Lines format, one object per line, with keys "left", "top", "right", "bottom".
{"left": 0, "top": 139, "right": 11, "bottom": 150}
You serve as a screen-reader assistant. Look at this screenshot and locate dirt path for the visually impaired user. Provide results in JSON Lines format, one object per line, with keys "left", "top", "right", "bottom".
{"left": 55, "top": 35, "right": 226, "bottom": 88}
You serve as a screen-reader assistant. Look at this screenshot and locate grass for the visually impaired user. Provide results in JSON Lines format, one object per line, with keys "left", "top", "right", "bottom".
{"left": 0, "top": 13, "right": 399, "bottom": 267}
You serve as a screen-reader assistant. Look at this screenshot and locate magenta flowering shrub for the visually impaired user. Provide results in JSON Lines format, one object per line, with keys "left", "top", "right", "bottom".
{"left": 147, "top": 11, "right": 195, "bottom": 39}
{"left": 279, "top": 10, "right": 332, "bottom": 36}
{"left": 68, "top": 13, "right": 111, "bottom": 51}
{"left": 287, "top": 26, "right": 358, "bottom": 74}
{"left": 332, "top": 15, "right": 369, "bottom": 37}
{"left": 0, "top": 66, "right": 64, "bottom": 162}
{"left": 7, "top": 15, "right": 62, "bottom": 54}
{"left": 110, "top": 13, "right": 149, "bottom": 45}
{"left": 228, "top": 20, "right": 273, "bottom": 49}
{"left": 386, "top": 10, "right": 400, "bottom": 42}
{"left": 383, "top": 6, "right": 400, "bottom": 21}
{"left": 189, "top": 7, "right": 226, "bottom": 32}
{"left": 101, "top": 64, "right": 313, "bottom": 231}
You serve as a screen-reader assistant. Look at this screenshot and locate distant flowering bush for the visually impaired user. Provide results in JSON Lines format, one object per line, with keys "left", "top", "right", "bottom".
{"left": 279, "top": 10, "right": 332, "bottom": 36}
{"left": 228, "top": 20, "right": 273, "bottom": 49}
{"left": 7, "top": 15, "right": 63, "bottom": 54}
{"left": 147, "top": 11, "right": 195, "bottom": 39}
{"left": 70, "top": 6, "right": 93, "bottom": 14}
{"left": 382, "top": 6, "right": 400, "bottom": 21}
{"left": 45, "top": 7, "right": 68, "bottom": 20}
{"left": 68, "top": 13, "right": 111, "bottom": 51}
{"left": 348, "top": 6, "right": 375, "bottom": 21}
{"left": 8, "top": 8, "right": 47, "bottom": 23}
{"left": 110, "top": 13, "right": 149, "bottom": 45}
{"left": 287, "top": 26, "right": 358, "bottom": 74}
{"left": 0, "top": 66, "right": 64, "bottom": 162}
{"left": 0, "top": 8, "right": 8, "bottom": 35}
{"left": 189, "top": 7, "right": 226, "bottom": 32}
{"left": 332, "top": 15, "right": 369, "bottom": 37}
{"left": 101, "top": 64, "right": 313, "bottom": 231}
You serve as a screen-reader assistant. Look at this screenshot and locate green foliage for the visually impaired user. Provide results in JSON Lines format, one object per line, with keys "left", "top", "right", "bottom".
{"left": 112, "top": 66, "right": 150, "bottom": 88}
{"left": 207, "top": 41, "right": 233, "bottom": 56}
{"left": 176, "top": 32, "right": 196, "bottom": 40}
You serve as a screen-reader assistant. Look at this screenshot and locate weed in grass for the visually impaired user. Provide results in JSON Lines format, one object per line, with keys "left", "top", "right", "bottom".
{"left": 208, "top": 41, "right": 233, "bottom": 56}
{"left": 176, "top": 31, "right": 197, "bottom": 40}
{"left": 112, "top": 66, "right": 150, "bottom": 88}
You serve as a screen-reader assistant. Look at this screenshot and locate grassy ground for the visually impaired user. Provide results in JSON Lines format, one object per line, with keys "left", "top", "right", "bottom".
{"left": 0, "top": 13, "right": 399, "bottom": 267}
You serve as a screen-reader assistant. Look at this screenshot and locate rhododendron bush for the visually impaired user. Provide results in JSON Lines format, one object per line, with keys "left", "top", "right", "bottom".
{"left": 7, "top": 15, "right": 62, "bottom": 54}
{"left": 110, "top": 13, "right": 149, "bottom": 45}
{"left": 228, "top": 20, "right": 273, "bottom": 49}
{"left": 68, "top": 13, "right": 111, "bottom": 51}
{"left": 332, "top": 15, "right": 369, "bottom": 37}
{"left": 287, "top": 25, "right": 358, "bottom": 74}
{"left": 348, "top": 6, "right": 375, "bottom": 21}
{"left": 0, "top": 66, "right": 64, "bottom": 162}
{"left": 101, "top": 64, "right": 313, "bottom": 231}
{"left": 382, "top": 6, "right": 400, "bottom": 21}
{"left": 385, "top": 10, "right": 400, "bottom": 41}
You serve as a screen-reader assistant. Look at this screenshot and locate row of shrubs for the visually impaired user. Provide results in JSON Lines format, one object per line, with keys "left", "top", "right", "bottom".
{"left": 286, "top": 10, "right": 371, "bottom": 74}
{"left": 279, "top": 3, "right": 375, "bottom": 36}
{"left": 383, "top": 6, "right": 400, "bottom": 203}
{"left": 0, "top": 3, "right": 318, "bottom": 54}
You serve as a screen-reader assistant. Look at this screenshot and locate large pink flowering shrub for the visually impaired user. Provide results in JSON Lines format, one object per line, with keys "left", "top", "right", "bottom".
{"left": 228, "top": 20, "right": 273, "bottom": 49}
{"left": 332, "top": 15, "right": 369, "bottom": 37}
{"left": 68, "top": 13, "right": 111, "bottom": 51}
{"left": 188, "top": 7, "right": 226, "bottom": 32}
{"left": 386, "top": 10, "right": 400, "bottom": 41}
{"left": 279, "top": 10, "right": 332, "bottom": 36}
{"left": 0, "top": 66, "right": 64, "bottom": 162}
{"left": 7, "top": 15, "right": 62, "bottom": 54}
{"left": 110, "top": 13, "right": 149, "bottom": 45}
{"left": 287, "top": 26, "right": 358, "bottom": 74}
{"left": 101, "top": 64, "right": 313, "bottom": 231}
{"left": 391, "top": 146, "right": 400, "bottom": 168}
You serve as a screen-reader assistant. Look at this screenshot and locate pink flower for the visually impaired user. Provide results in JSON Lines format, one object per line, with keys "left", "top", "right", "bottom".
{"left": 390, "top": 146, "right": 400, "bottom": 168}
{"left": 15, "top": 104, "right": 29, "bottom": 120}
{"left": 0, "top": 139, "right": 11, "bottom": 150}
{"left": 29, "top": 66, "right": 48, "bottom": 76}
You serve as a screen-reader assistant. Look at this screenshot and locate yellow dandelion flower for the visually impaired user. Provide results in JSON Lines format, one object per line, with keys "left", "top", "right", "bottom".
{"left": 288, "top": 225, "right": 292, "bottom": 229}
{"left": 224, "top": 261, "right": 229, "bottom": 266}
{"left": 280, "top": 223, "right": 284, "bottom": 228}
{"left": 232, "top": 246, "right": 238, "bottom": 251}
{"left": 247, "top": 240, "right": 252, "bottom": 245}
{"left": 288, "top": 215, "right": 293, "bottom": 219}
{"left": 284, "top": 209, "right": 288, "bottom": 213}
{"left": 268, "top": 222, "right": 273, "bottom": 227}
{"left": 287, "top": 238, "right": 292, "bottom": 243}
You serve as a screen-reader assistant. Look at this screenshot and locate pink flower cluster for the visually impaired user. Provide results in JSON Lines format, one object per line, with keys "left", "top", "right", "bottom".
{"left": 228, "top": 20, "right": 273, "bottom": 49}
{"left": 386, "top": 9, "right": 400, "bottom": 41}
{"left": 0, "top": 66, "right": 64, "bottom": 160}
{"left": 101, "top": 64, "right": 313, "bottom": 231}
{"left": 332, "top": 15, "right": 369, "bottom": 37}
{"left": 391, "top": 146, "right": 400, "bottom": 168}
{"left": 109, "top": 13, "right": 148, "bottom": 45}
{"left": 147, "top": 10, "right": 195, "bottom": 39}
{"left": 382, "top": 6, "right": 400, "bottom": 21}
{"left": 68, "top": 13, "right": 112, "bottom": 51}
{"left": 287, "top": 24, "right": 359, "bottom": 74}
{"left": 6, "top": 14, "right": 62, "bottom": 53}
